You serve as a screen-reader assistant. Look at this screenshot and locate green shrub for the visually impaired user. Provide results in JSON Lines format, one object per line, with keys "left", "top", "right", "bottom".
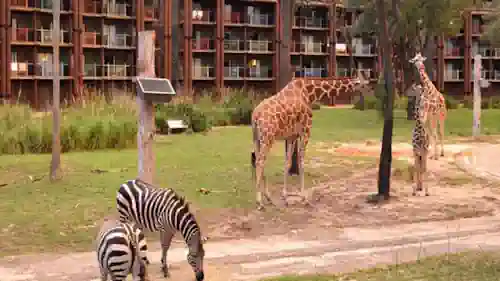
{"left": 222, "top": 89, "right": 255, "bottom": 125}
{"left": 311, "top": 103, "right": 321, "bottom": 110}
{"left": 444, "top": 95, "right": 460, "bottom": 109}
{"left": 462, "top": 96, "right": 473, "bottom": 109}
{"left": 490, "top": 96, "right": 500, "bottom": 109}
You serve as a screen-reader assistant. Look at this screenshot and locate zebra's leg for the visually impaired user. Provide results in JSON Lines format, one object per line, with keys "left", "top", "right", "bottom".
{"left": 100, "top": 268, "right": 108, "bottom": 281}
{"left": 160, "top": 230, "right": 175, "bottom": 278}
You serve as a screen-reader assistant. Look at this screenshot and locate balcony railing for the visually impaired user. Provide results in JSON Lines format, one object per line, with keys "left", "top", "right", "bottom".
{"left": 494, "top": 70, "right": 500, "bottom": 80}
{"left": 444, "top": 69, "right": 463, "bottom": 81}
{"left": 337, "top": 68, "right": 350, "bottom": 77}
{"left": 84, "top": 0, "right": 103, "bottom": 14}
{"left": 247, "top": 40, "right": 272, "bottom": 52}
{"left": 295, "top": 67, "right": 328, "bottom": 78}
{"left": 192, "top": 65, "right": 215, "bottom": 79}
{"left": 10, "top": 62, "right": 36, "bottom": 77}
{"left": 144, "top": 6, "right": 158, "bottom": 20}
{"left": 302, "top": 42, "right": 327, "bottom": 54}
{"left": 294, "top": 16, "right": 328, "bottom": 29}
{"left": 36, "top": 29, "right": 71, "bottom": 44}
{"left": 10, "top": 0, "right": 69, "bottom": 10}
{"left": 445, "top": 47, "right": 462, "bottom": 57}
{"left": 12, "top": 28, "right": 35, "bottom": 43}
{"left": 359, "top": 68, "right": 375, "bottom": 79}
{"left": 83, "top": 32, "right": 102, "bottom": 46}
{"left": 224, "top": 40, "right": 245, "bottom": 52}
{"left": 193, "top": 38, "right": 215, "bottom": 51}
{"left": 224, "top": 66, "right": 245, "bottom": 79}
{"left": 104, "top": 3, "right": 132, "bottom": 17}
{"left": 192, "top": 10, "right": 216, "bottom": 24}
{"left": 353, "top": 44, "right": 376, "bottom": 56}
{"left": 248, "top": 14, "right": 273, "bottom": 26}
{"left": 103, "top": 34, "right": 135, "bottom": 48}
{"left": 35, "top": 62, "right": 70, "bottom": 77}
{"left": 83, "top": 64, "right": 134, "bottom": 77}
{"left": 248, "top": 66, "right": 271, "bottom": 78}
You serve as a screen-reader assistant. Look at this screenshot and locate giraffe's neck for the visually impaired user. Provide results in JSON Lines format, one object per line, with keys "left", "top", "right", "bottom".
{"left": 302, "top": 79, "right": 355, "bottom": 104}
{"left": 418, "top": 65, "right": 433, "bottom": 93}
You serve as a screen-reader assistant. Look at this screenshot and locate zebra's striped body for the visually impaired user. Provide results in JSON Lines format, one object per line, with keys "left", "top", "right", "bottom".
{"left": 96, "top": 218, "right": 149, "bottom": 281}
{"left": 117, "top": 179, "right": 205, "bottom": 281}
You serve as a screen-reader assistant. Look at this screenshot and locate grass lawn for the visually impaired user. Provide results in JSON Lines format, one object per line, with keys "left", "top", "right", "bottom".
{"left": 262, "top": 251, "right": 500, "bottom": 281}
{"left": 1, "top": 108, "right": 500, "bottom": 256}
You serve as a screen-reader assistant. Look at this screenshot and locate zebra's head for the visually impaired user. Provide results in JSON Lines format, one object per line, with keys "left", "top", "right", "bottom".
{"left": 187, "top": 233, "right": 207, "bottom": 281}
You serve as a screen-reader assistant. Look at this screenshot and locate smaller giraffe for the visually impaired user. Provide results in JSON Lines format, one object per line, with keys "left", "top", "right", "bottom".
{"left": 410, "top": 84, "right": 430, "bottom": 196}
{"left": 250, "top": 70, "right": 370, "bottom": 210}
{"left": 409, "top": 52, "right": 447, "bottom": 160}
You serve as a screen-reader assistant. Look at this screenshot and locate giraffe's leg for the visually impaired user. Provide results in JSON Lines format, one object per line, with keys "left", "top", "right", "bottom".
{"left": 422, "top": 149, "right": 429, "bottom": 196}
{"left": 298, "top": 128, "right": 313, "bottom": 206}
{"left": 255, "top": 144, "right": 272, "bottom": 210}
{"left": 430, "top": 117, "right": 439, "bottom": 160}
{"left": 282, "top": 138, "right": 295, "bottom": 206}
{"left": 412, "top": 151, "right": 418, "bottom": 196}
{"left": 439, "top": 115, "right": 445, "bottom": 157}
{"left": 416, "top": 154, "right": 423, "bottom": 193}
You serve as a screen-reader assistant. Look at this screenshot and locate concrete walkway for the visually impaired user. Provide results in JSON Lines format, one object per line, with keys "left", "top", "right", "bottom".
{"left": 3, "top": 216, "right": 500, "bottom": 281}
{"left": 455, "top": 143, "right": 500, "bottom": 182}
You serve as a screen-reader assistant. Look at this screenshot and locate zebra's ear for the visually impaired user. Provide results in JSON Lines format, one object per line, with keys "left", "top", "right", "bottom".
{"left": 201, "top": 236, "right": 210, "bottom": 244}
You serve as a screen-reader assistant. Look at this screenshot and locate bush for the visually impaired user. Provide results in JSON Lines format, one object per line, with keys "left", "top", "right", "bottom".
{"left": 353, "top": 94, "right": 380, "bottom": 110}
{"left": 0, "top": 102, "right": 138, "bottom": 155}
{"left": 311, "top": 103, "right": 321, "bottom": 110}
{"left": 444, "top": 95, "right": 460, "bottom": 109}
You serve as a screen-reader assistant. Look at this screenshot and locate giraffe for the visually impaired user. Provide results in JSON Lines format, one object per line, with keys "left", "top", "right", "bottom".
{"left": 409, "top": 52, "right": 447, "bottom": 160}
{"left": 410, "top": 84, "right": 430, "bottom": 196}
{"left": 250, "top": 70, "right": 370, "bottom": 210}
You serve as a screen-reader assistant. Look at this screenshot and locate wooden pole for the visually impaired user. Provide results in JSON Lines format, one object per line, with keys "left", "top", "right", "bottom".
{"left": 50, "top": 0, "right": 62, "bottom": 181}
{"left": 136, "top": 31, "right": 156, "bottom": 184}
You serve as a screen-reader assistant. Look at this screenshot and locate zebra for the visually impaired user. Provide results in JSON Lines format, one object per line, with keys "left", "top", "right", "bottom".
{"left": 96, "top": 216, "right": 149, "bottom": 281}
{"left": 117, "top": 178, "right": 206, "bottom": 281}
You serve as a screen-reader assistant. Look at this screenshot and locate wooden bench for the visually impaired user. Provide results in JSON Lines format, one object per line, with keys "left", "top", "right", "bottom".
{"left": 166, "top": 119, "right": 188, "bottom": 134}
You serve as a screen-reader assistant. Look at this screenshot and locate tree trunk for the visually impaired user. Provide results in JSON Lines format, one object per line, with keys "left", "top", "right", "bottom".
{"left": 374, "top": 0, "right": 394, "bottom": 201}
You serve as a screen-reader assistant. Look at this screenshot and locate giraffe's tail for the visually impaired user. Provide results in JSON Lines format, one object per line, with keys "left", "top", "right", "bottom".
{"left": 251, "top": 121, "right": 260, "bottom": 179}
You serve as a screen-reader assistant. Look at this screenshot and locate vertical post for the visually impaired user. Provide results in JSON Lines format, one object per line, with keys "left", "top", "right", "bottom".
{"left": 0, "top": 0, "right": 5, "bottom": 97}
{"left": 473, "top": 54, "right": 481, "bottom": 137}
{"left": 50, "top": 0, "right": 62, "bottom": 181}
{"left": 137, "top": 31, "right": 156, "bottom": 184}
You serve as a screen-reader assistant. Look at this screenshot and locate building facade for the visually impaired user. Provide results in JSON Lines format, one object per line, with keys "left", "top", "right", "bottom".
{"left": 0, "top": 0, "right": 497, "bottom": 109}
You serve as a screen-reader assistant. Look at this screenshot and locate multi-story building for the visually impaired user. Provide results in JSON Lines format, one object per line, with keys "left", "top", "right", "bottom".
{"left": 0, "top": 0, "right": 497, "bottom": 109}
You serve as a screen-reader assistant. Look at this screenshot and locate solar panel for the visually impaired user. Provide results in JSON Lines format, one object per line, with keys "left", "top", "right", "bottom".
{"left": 135, "top": 77, "right": 176, "bottom": 103}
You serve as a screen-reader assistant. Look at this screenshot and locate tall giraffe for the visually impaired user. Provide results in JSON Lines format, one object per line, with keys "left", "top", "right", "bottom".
{"left": 410, "top": 84, "right": 430, "bottom": 196}
{"left": 409, "top": 52, "right": 447, "bottom": 159}
{"left": 250, "top": 70, "right": 370, "bottom": 210}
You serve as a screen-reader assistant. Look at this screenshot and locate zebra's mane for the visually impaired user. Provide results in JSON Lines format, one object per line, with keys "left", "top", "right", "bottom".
{"left": 134, "top": 178, "right": 191, "bottom": 211}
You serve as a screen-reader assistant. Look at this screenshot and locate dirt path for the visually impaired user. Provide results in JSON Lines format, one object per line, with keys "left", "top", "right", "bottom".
{"left": 2, "top": 216, "right": 500, "bottom": 281}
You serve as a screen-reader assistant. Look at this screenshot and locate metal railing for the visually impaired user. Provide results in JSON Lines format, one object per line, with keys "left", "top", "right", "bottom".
{"left": 11, "top": 28, "right": 35, "bottom": 42}
{"left": 444, "top": 69, "right": 463, "bottom": 81}
{"left": 302, "top": 67, "right": 328, "bottom": 77}
{"left": 103, "top": 33, "right": 135, "bottom": 48}
{"left": 84, "top": 0, "right": 103, "bottom": 14}
{"left": 337, "top": 68, "right": 350, "bottom": 77}
{"left": 35, "top": 62, "right": 70, "bottom": 77}
{"left": 302, "top": 42, "right": 326, "bottom": 54}
{"left": 353, "top": 44, "right": 376, "bottom": 56}
{"left": 494, "top": 70, "right": 500, "bottom": 80}
{"left": 10, "top": 0, "right": 69, "bottom": 10}
{"left": 248, "top": 66, "right": 271, "bottom": 78}
{"left": 359, "top": 68, "right": 375, "bottom": 79}
{"left": 104, "top": 3, "right": 132, "bottom": 17}
{"left": 225, "top": 12, "right": 243, "bottom": 24}
{"left": 224, "top": 40, "right": 245, "bottom": 52}
{"left": 192, "top": 66, "right": 215, "bottom": 78}
{"left": 36, "top": 29, "right": 70, "bottom": 44}
{"left": 193, "top": 38, "right": 215, "bottom": 50}
{"left": 83, "top": 63, "right": 134, "bottom": 77}
{"left": 192, "top": 10, "right": 216, "bottom": 23}
{"left": 10, "top": 62, "right": 36, "bottom": 77}
{"left": 224, "top": 66, "right": 245, "bottom": 79}
{"left": 294, "top": 16, "right": 328, "bottom": 29}
{"left": 83, "top": 31, "right": 102, "bottom": 46}
{"left": 248, "top": 14, "right": 273, "bottom": 26}
{"left": 247, "top": 40, "right": 272, "bottom": 52}
{"left": 445, "top": 47, "right": 462, "bottom": 57}
{"left": 144, "top": 6, "right": 158, "bottom": 19}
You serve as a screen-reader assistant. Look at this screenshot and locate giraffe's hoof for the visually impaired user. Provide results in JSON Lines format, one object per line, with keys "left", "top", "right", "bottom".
{"left": 441, "top": 152, "right": 445, "bottom": 157}
{"left": 256, "top": 203, "right": 265, "bottom": 211}
{"left": 425, "top": 193, "right": 430, "bottom": 196}
{"left": 417, "top": 187, "right": 423, "bottom": 191}
{"left": 412, "top": 192, "right": 416, "bottom": 196}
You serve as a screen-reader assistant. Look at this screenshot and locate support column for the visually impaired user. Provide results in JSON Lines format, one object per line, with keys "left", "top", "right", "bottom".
{"left": 278, "top": 0, "right": 292, "bottom": 91}
{"left": 437, "top": 34, "right": 445, "bottom": 92}
{"left": 464, "top": 11, "right": 472, "bottom": 96}
{"left": 216, "top": 0, "right": 224, "bottom": 93}
{"left": 328, "top": 2, "right": 336, "bottom": 77}
{"left": 0, "top": 0, "right": 6, "bottom": 97}
{"left": 183, "top": 0, "right": 193, "bottom": 95}
{"left": 273, "top": 0, "right": 280, "bottom": 92}
{"left": 162, "top": 0, "right": 172, "bottom": 79}
{"left": 72, "top": 0, "right": 81, "bottom": 101}
{"left": 5, "top": 0, "right": 11, "bottom": 99}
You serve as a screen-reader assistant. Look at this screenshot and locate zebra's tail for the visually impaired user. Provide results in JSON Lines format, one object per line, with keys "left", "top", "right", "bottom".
{"left": 251, "top": 121, "right": 260, "bottom": 181}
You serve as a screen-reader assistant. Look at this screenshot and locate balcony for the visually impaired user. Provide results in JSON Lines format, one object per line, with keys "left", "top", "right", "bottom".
{"left": 10, "top": 0, "right": 69, "bottom": 11}
{"left": 10, "top": 62, "right": 36, "bottom": 78}
{"left": 83, "top": 63, "right": 103, "bottom": 77}
{"left": 103, "top": 34, "right": 135, "bottom": 48}
{"left": 193, "top": 38, "right": 215, "bottom": 52}
{"left": 493, "top": 70, "right": 500, "bottom": 80}
{"left": 294, "top": 16, "right": 328, "bottom": 29}
{"left": 353, "top": 44, "right": 376, "bottom": 56}
{"left": 83, "top": 32, "right": 102, "bottom": 47}
{"left": 36, "top": 29, "right": 71, "bottom": 45}
{"left": 302, "top": 42, "right": 327, "bottom": 54}
{"left": 104, "top": 2, "right": 132, "bottom": 17}
{"left": 295, "top": 67, "right": 328, "bottom": 78}
{"left": 248, "top": 66, "right": 272, "bottom": 79}
{"left": 11, "top": 28, "right": 35, "bottom": 44}
{"left": 359, "top": 68, "right": 375, "bottom": 80}
{"left": 84, "top": 0, "right": 103, "bottom": 14}
{"left": 248, "top": 14, "right": 273, "bottom": 26}
{"left": 145, "top": 6, "right": 158, "bottom": 20}
{"left": 192, "top": 65, "right": 215, "bottom": 79}
{"left": 224, "top": 40, "right": 245, "bottom": 52}
{"left": 224, "top": 66, "right": 245, "bottom": 79}
{"left": 192, "top": 10, "right": 216, "bottom": 24}
{"left": 444, "top": 69, "right": 464, "bottom": 81}
{"left": 445, "top": 47, "right": 462, "bottom": 57}
{"left": 103, "top": 64, "right": 134, "bottom": 78}
{"left": 337, "top": 68, "right": 350, "bottom": 77}
{"left": 247, "top": 40, "right": 272, "bottom": 53}
{"left": 225, "top": 12, "right": 243, "bottom": 25}
{"left": 35, "top": 61, "right": 70, "bottom": 77}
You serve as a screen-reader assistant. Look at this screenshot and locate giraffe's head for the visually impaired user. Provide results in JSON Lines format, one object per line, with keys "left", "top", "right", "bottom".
{"left": 409, "top": 52, "right": 427, "bottom": 69}
{"left": 299, "top": 70, "right": 370, "bottom": 104}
